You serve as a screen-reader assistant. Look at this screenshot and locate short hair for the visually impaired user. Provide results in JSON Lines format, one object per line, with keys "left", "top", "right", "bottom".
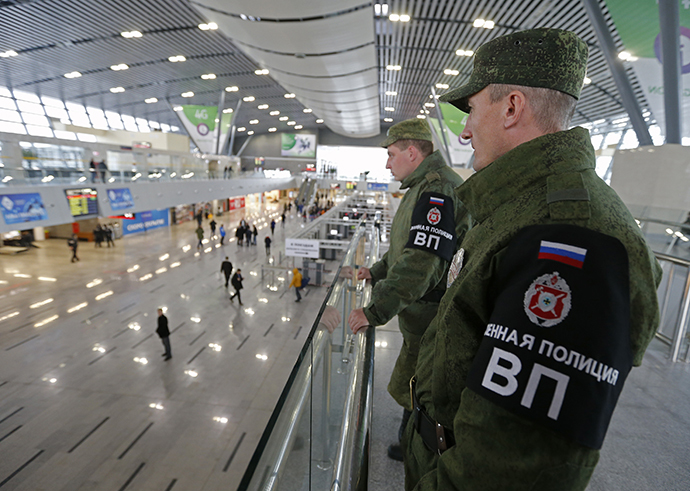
{"left": 392, "top": 139, "right": 434, "bottom": 158}
{"left": 488, "top": 84, "right": 577, "bottom": 133}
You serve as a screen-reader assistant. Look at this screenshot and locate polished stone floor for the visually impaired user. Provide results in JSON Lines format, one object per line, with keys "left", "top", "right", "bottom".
{"left": 0, "top": 201, "right": 334, "bottom": 490}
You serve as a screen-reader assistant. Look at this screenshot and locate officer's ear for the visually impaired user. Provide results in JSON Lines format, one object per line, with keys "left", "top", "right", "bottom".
{"left": 503, "top": 90, "right": 527, "bottom": 129}
{"left": 406, "top": 144, "right": 420, "bottom": 162}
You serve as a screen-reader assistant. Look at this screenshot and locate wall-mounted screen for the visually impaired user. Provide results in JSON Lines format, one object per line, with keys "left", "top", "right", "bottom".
{"left": 65, "top": 188, "right": 99, "bottom": 219}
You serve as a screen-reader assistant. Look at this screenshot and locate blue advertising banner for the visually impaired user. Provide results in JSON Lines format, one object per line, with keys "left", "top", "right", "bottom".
{"left": 122, "top": 209, "right": 169, "bottom": 236}
{"left": 367, "top": 182, "right": 389, "bottom": 191}
{"left": 108, "top": 188, "right": 134, "bottom": 211}
{"left": 0, "top": 193, "right": 49, "bottom": 225}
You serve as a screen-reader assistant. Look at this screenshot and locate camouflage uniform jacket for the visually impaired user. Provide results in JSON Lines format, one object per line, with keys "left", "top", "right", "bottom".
{"left": 407, "top": 127, "right": 661, "bottom": 490}
{"left": 364, "top": 150, "right": 470, "bottom": 410}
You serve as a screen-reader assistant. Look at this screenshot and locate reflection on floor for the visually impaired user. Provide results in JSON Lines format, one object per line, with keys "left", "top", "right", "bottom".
{"left": 0, "top": 202, "right": 332, "bottom": 490}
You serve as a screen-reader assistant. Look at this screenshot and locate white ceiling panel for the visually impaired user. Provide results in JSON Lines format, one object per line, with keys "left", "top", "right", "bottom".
{"left": 194, "top": 0, "right": 369, "bottom": 20}
{"left": 196, "top": 6, "right": 374, "bottom": 54}
{"left": 240, "top": 46, "right": 377, "bottom": 78}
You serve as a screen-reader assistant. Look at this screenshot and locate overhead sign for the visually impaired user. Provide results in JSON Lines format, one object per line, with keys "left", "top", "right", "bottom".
{"left": 65, "top": 188, "right": 99, "bottom": 219}
{"left": 367, "top": 182, "right": 389, "bottom": 191}
{"left": 285, "top": 238, "right": 320, "bottom": 258}
{"left": 174, "top": 105, "right": 218, "bottom": 154}
{"left": 108, "top": 188, "right": 134, "bottom": 211}
{"left": 122, "top": 209, "right": 169, "bottom": 236}
{"left": 0, "top": 193, "right": 48, "bottom": 225}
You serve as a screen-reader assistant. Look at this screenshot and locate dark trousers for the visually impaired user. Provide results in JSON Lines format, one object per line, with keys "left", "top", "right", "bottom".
{"left": 265, "top": 246, "right": 270, "bottom": 255}
{"left": 224, "top": 273, "right": 231, "bottom": 287}
{"left": 71, "top": 249, "right": 79, "bottom": 262}
{"left": 230, "top": 288, "right": 242, "bottom": 304}
{"left": 161, "top": 336, "right": 171, "bottom": 357}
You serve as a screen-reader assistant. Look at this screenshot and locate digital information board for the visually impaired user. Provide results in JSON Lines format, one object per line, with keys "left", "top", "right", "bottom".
{"left": 65, "top": 188, "right": 99, "bottom": 218}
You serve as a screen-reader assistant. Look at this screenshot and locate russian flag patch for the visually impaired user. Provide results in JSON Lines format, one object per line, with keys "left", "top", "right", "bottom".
{"left": 538, "top": 241, "right": 587, "bottom": 268}
{"left": 429, "top": 197, "right": 444, "bottom": 206}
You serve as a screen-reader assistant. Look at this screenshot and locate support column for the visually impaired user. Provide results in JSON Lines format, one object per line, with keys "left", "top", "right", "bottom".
{"left": 581, "top": 0, "right": 653, "bottom": 146}
{"left": 659, "top": 0, "right": 682, "bottom": 144}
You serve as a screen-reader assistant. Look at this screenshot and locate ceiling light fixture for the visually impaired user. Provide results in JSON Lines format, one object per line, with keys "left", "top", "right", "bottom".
{"left": 385, "top": 91, "right": 398, "bottom": 96}
{"left": 287, "top": 121, "right": 296, "bottom": 126}
{"left": 121, "top": 30, "right": 143, "bottom": 38}
{"left": 279, "top": 116, "right": 288, "bottom": 121}
{"left": 64, "top": 71, "right": 82, "bottom": 78}
{"left": 443, "top": 69, "right": 459, "bottom": 76}
{"left": 303, "top": 108, "right": 312, "bottom": 113}
{"left": 254, "top": 68, "right": 269, "bottom": 75}
{"left": 181, "top": 91, "right": 194, "bottom": 97}
{"left": 168, "top": 55, "right": 186, "bottom": 62}
{"left": 243, "top": 96, "right": 255, "bottom": 102}
{"left": 316, "top": 119, "right": 324, "bottom": 124}
{"left": 268, "top": 127, "right": 277, "bottom": 132}
{"left": 284, "top": 93, "right": 296, "bottom": 98}
{"left": 384, "top": 106, "right": 395, "bottom": 111}
{"left": 222, "top": 108, "right": 233, "bottom": 113}
{"left": 269, "top": 110, "right": 280, "bottom": 116}
{"left": 473, "top": 19, "right": 495, "bottom": 29}
{"left": 225, "top": 86, "right": 239, "bottom": 92}
{"left": 455, "top": 49, "right": 474, "bottom": 57}
{"left": 384, "top": 117, "right": 393, "bottom": 122}
{"left": 583, "top": 77, "right": 592, "bottom": 85}
{"left": 110, "top": 63, "right": 129, "bottom": 71}
{"left": 173, "top": 106, "right": 183, "bottom": 111}
{"left": 386, "top": 65, "right": 401, "bottom": 71}
{"left": 249, "top": 119, "right": 259, "bottom": 124}
{"left": 201, "top": 73, "right": 216, "bottom": 80}
{"left": 435, "top": 83, "right": 449, "bottom": 89}
{"left": 237, "top": 127, "right": 246, "bottom": 132}
{"left": 424, "top": 102, "right": 435, "bottom": 108}
{"left": 294, "top": 125, "right": 303, "bottom": 130}
{"left": 618, "top": 51, "right": 638, "bottom": 61}
{"left": 417, "top": 114, "right": 427, "bottom": 119}
{"left": 110, "top": 86, "right": 125, "bottom": 93}
{"left": 198, "top": 22, "right": 218, "bottom": 30}
{"left": 258, "top": 104, "right": 269, "bottom": 110}
{"left": 145, "top": 97, "right": 158, "bottom": 104}
{"left": 0, "top": 50, "right": 18, "bottom": 58}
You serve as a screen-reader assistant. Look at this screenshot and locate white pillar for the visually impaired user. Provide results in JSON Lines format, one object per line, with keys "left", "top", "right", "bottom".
{"left": 33, "top": 226, "right": 45, "bottom": 241}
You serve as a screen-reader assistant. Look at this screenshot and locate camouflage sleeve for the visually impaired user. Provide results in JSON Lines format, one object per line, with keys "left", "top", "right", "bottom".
{"left": 367, "top": 251, "right": 389, "bottom": 286}
{"left": 363, "top": 248, "right": 446, "bottom": 327}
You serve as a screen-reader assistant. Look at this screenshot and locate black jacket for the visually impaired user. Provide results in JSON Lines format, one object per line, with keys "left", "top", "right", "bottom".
{"left": 221, "top": 260, "right": 233, "bottom": 276}
{"left": 231, "top": 272, "right": 243, "bottom": 290}
{"left": 156, "top": 314, "right": 170, "bottom": 338}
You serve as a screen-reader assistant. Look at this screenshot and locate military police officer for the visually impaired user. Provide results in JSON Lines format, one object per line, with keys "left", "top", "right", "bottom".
{"left": 347, "top": 118, "right": 470, "bottom": 461}
{"left": 404, "top": 28, "right": 661, "bottom": 490}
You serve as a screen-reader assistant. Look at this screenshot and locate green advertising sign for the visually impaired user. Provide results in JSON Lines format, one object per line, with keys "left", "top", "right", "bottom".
{"left": 181, "top": 105, "right": 218, "bottom": 132}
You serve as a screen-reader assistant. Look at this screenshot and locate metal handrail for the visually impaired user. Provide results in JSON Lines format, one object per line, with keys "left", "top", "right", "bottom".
{"left": 331, "top": 228, "right": 379, "bottom": 491}
{"left": 654, "top": 252, "right": 690, "bottom": 362}
{"left": 237, "top": 219, "right": 371, "bottom": 491}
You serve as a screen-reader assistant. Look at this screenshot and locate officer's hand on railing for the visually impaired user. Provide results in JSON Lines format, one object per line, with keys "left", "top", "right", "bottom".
{"left": 356, "top": 267, "right": 372, "bottom": 281}
{"left": 319, "top": 306, "right": 342, "bottom": 333}
{"left": 348, "top": 308, "right": 371, "bottom": 335}
{"left": 340, "top": 266, "right": 354, "bottom": 279}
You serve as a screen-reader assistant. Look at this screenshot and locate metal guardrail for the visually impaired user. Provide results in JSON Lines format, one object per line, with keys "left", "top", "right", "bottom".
{"left": 654, "top": 252, "right": 690, "bottom": 362}
{"left": 238, "top": 219, "right": 377, "bottom": 491}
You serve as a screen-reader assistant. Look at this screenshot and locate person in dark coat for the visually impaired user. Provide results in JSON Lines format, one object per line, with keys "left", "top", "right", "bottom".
{"left": 281, "top": 212, "right": 286, "bottom": 227}
{"left": 252, "top": 224, "right": 258, "bottom": 245}
{"left": 245, "top": 225, "right": 252, "bottom": 246}
{"left": 156, "top": 308, "right": 172, "bottom": 360}
{"left": 220, "top": 256, "right": 233, "bottom": 288}
{"left": 68, "top": 234, "right": 79, "bottom": 262}
{"left": 270, "top": 219, "right": 276, "bottom": 235}
{"left": 89, "top": 159, "right": 97, "bottom": 183}
{"left": 196, "top": 225, "right": 204, "bottom": 249}
{"left": 235, "top": 225, "right": 244, "bottom": 246}
{"left": 94, "top": 225, "right": 104, "bottom": 247}
{"left": 229, "top": 269, "right": 244, "bottom": 305}
{"left": 98, "top": 160, "right": 108, "bottom": 182}
{"left": 210, "top": 219, "right": 217, "bottom": 237}
{"left": 264, "top": 235, "right": 271, "bottom": 256}
{"left": 105, "top": 224, "right": 114, "bottom": 247}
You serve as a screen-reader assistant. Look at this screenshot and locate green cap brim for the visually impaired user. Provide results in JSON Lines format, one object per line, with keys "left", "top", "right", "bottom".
{"left": 438, "top": 78, "right": 488, "bottom": 113}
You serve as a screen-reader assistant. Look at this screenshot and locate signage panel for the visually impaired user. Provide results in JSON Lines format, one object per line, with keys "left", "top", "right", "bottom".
{"left": 0, "top": 193, "right": 48, "bottom": 225}
{"left": 285, "top": 238, "right": 320, "bottom": 258}
{"left": 108, "top": 188, "right": 134, "bottom": 211}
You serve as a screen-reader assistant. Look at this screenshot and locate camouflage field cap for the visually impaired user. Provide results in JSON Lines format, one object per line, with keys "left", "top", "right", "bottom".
{"left": 380, "top": 118, "right": 433, "bottom": 147}
{"left": 439, "top": 28, "right": 588, "bottom": 112}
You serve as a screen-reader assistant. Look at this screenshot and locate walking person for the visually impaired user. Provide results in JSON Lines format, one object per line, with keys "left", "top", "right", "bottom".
{"left": 89, "top": 159, "right": 97, "bottom": 183}
{"left": 281, "top": 212, "right": 286, "bottom": 227}
{"left": 94, "top": 225, "right": 104, "bottom": 247}
{"left": 245, "top": 225, "right": 252, "bottom": 246}
{"left": 156, "top": 308, "right": 172, "bottom": 360}
{"left": 68, "top": 234, "right": 79, "bottom": 262}
{"left": 196, "top": 225, "right": 204, "bottom": 249}
{"left": 229, "top": 269, "right": 244, "bottom": 305}
{"left": 289, "top": 267, "right": 304, "bottom": 302}
{"left": 219, "top": 224, "right": 226, "bottom": 245}
{"left": 252, "top": 224, "right": 258, "bottom": 245}
{"left": 209, "top": 218, "right": 217, "bottom": 238}
{"left": 98, "top": 160, "right": 108, "bottom": 183}
{"left": 270, "top": 219, "right": 276, "bottom": 235}
{"left": 105, "top": 224, "right": 115, "bottom": 247}
{"left": 220, "top": 256, "right": 233, "bottom": 288}
{"left": 264, "top": 235, "right": 272, "bottom": 256}
{"left": 235, "top": 225, "right": 244, "bottom": 246}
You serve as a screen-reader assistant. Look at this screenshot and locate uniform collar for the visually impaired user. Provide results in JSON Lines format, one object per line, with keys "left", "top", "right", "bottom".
{"left": 455, "top": 127, "right": 595, "bottom": 223}
{"left": 399, "top": 150, "right": 447, "bottom": 189}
